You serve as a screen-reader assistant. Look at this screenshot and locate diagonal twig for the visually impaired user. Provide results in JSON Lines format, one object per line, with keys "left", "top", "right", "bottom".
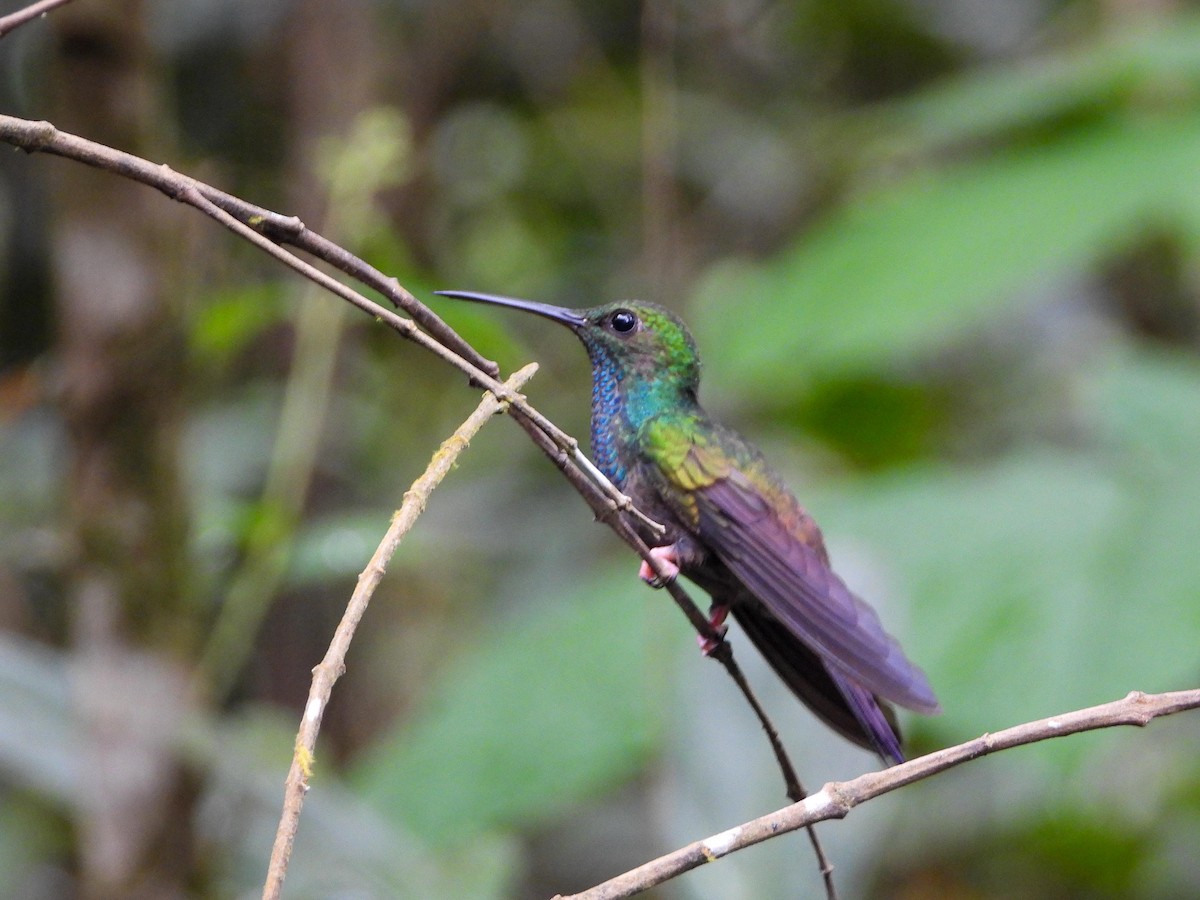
{"left": 0, "top": 111, "right": 812, "bottom": 893}
{"left": 262, "top": 363, "right": 540, "bottom": 900}
{"left": 0, "top": 0, "right": 74, "bottom": 38}
{"left": 554, "top": 688, "right": 1200, "bottom": 899}
{"left": 0, "top": 113, "right": 666, "bottom": 547}
{"left": 0, "top": 117, "right": 751, "bottom": 674}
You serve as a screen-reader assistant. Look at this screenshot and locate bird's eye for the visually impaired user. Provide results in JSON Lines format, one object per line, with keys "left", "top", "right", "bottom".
{"left": 610, "top": 310, "right": 638, "bottom": 334}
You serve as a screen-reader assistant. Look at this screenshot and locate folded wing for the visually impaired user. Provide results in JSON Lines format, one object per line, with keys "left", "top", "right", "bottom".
{"left": 642, "top": 418, "right": 940, "bottom": 714}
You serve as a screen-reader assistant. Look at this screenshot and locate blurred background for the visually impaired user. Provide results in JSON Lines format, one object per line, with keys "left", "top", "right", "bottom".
{"left": 1, "top": 0, "right": 1199, "bottom": 897}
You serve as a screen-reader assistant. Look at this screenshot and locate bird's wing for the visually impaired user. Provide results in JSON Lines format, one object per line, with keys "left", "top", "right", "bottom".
{"left": 641, "top": 417, "right": 940, "bottom": 714}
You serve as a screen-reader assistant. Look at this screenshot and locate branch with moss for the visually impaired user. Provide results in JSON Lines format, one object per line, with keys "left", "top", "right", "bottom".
{"left": 262, "top": 363, "right": 539, "bottom": 900}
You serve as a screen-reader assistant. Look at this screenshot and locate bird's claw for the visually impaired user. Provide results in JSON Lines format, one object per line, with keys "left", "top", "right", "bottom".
{"left": 642, "top": 570, "right": 671, "bottom": 589}
{"left": 638, "top": 545, "right": 680, "bottom": 588}
{"left": 697, "top": 603, "right": 730, "bottom": 656}
{"left": 696, "top": 625, "right": 728, "bottom": 656}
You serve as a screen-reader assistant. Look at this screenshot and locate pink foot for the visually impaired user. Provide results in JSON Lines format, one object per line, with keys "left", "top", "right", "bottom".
{"left": 639, "top": 544, "right": 680, "bottom": 588}
{"left": 697, "top": 604, "right": 730, "bottom": 656}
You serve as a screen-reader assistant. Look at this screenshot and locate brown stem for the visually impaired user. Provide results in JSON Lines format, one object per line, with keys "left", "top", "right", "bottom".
{"left": 0, "top": 0, "right": 74, "bottom": 38}
{"left": 553, "top": 689, "right": 1200, "bottom": 899}
{"left": 261, "top": 364, "right": 539, "bottom": 900}
{"left": 0, "top": 110, "right": 813, "bottom": 895}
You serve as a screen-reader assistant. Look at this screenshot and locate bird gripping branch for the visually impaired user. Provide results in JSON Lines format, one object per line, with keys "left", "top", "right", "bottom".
{"left": 436, "top": 290, "right": 940, "bottom": 764}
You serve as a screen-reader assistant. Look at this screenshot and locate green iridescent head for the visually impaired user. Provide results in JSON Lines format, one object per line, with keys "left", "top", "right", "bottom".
{"left": 435, "top": 291, "right": 702, "bottom": 393}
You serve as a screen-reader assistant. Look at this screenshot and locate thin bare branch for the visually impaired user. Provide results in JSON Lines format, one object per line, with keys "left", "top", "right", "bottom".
{"left": 262, "top": 364, "right": 539, "bottom": 900}
{"left": 0, "top": 116, "right": 682, "bottom": 581}
{"left": 0, "top": 0, "right": 73, "bottom": 38}
{"left": 0, "top": 116, "right": 666, "bottom": 539}
{"left": 554, "top": 688, "right": 1200, "bottom": 900}
{"left": 0, "top": 112, "right": 811, "bottom": 889}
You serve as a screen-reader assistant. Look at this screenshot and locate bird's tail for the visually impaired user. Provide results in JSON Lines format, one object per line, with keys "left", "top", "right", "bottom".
{"left": 731, "top": 601, "right": 905, "bottom": 766}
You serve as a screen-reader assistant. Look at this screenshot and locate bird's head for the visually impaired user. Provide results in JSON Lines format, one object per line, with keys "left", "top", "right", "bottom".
{"left": 436, "top": 291, "right": 702, "bottom": 395}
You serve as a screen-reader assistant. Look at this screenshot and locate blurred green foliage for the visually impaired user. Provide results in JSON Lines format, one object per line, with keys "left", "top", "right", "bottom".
{"left": 352, "top": 564, "right": 674, "bottom": 845}
{"left": 1, "top": 1, "right": 1199, "bottom": 898}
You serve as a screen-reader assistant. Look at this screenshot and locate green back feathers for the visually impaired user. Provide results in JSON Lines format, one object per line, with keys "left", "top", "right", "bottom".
{"left": 640, "top": 416, "right": 729, "bottom": 491}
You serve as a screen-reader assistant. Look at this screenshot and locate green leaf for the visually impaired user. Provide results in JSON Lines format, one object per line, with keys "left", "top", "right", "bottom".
{"left": 1024, "top": 811, "right": 1146, "bottom": 894}
{"left": 190, "top": 282, "right": 287, "bottom": 364}
{"left": 692, "top": 114, "right": 1200, "bottom": 398}
{"left": 350, "top": 564, "right": 673, "bottom": 845}
{"left": 812, "top": 347, "right": 1200, "bottom": 765}
{"left": 828, "top": 453, "right": 1124, "bottom": 745}
{"left": 864, "top": 14, "right": 1200, "bottom": 150}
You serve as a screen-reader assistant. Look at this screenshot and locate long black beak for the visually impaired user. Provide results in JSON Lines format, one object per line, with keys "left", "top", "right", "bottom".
{"left": 435, "top": 290, "right": 587, "bottom": 329}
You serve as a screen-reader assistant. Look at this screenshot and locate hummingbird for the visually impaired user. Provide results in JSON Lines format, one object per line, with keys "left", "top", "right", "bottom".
{"left": 436, "top": 290, "right": 940, "bottom": 764}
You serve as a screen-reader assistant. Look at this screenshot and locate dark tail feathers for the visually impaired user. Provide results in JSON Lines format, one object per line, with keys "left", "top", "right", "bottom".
{"left": 731, "top": 602, "right": 904, "bottom": 766}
